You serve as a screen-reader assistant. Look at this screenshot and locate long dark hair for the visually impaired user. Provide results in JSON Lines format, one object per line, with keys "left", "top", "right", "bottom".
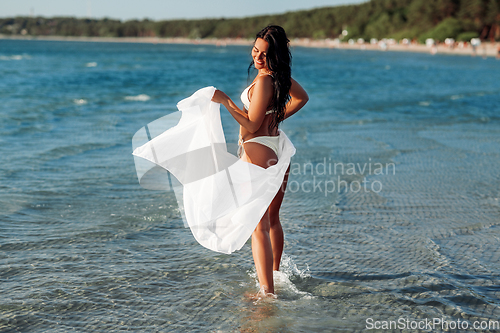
{"left": 248, "top": 25, "right": 292, "bottom": 131}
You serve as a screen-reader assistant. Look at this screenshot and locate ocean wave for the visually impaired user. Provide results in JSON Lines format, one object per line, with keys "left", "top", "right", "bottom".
{"left": 73, "top": 99, "right": 88, "bottom": 105}
{"left": 85, "top": 62, "right": 97, "bottom": 67}
{"left": 0, "top": 54, "right": 31, "bottom": 61}
{"left": 125, "top": 94, "right": 150, "bottom": 101}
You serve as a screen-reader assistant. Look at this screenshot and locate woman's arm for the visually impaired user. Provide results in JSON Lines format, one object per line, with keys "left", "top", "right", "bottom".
{"left": 212, "top": 75, "right": 273, "bottom": 133}
{"left": 284, "top": 78, "right": 309, "bottom": 120}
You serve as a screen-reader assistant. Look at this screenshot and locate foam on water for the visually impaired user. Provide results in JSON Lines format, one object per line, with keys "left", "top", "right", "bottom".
{"left": 73, "top": 98, "right": 88, "bottom": 105}
{"left": 125, "top": 94, "right": 151, "bottom": 101}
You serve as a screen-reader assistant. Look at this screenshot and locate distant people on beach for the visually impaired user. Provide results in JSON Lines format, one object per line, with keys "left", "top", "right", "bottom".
{"left": 471, "top": 38, "right": 481, "bottom": 57}
{"left": 426, "top": 38, "right": 437, "bottom": 55}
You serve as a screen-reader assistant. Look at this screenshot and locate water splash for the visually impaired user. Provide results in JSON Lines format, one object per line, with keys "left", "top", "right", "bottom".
{"left": 279, "top": 253, "right": 311, "bottom": 279}
{"left": 247, "top": 253, "right": 313, "bottom": 301}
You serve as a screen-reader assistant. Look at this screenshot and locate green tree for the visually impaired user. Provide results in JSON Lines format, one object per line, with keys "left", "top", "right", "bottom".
{"left": 420, "top": 17, "right": 463, "bottom": 41}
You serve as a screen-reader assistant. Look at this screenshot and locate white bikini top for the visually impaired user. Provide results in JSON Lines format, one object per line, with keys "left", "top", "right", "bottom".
{"left": 240, "top": 74, "right": 276, "bottom": 115}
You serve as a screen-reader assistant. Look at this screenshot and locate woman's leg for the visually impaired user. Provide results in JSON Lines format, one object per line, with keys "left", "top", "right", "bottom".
{"left": 252, "top": 210, "right": 274, "bottom": 294}
{"left": 241, "top": 142, "right": 278, "bottom": 294}
{"left": 269, "top": 165, "right": 290, "bottom": 271}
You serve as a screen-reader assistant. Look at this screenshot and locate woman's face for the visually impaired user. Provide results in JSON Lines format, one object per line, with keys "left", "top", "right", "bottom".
{"left": 252, "top": 38, "right": 269, "bottom": 70}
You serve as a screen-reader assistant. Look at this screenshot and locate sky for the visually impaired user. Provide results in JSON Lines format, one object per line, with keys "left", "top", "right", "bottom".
{"left": 2, "top": 0, "right": 368, "bottom": 21}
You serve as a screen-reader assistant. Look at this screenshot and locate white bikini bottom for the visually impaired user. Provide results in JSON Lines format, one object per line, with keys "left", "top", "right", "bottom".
{"left": 238, "top": 134, "right": 280, "bottom": 158}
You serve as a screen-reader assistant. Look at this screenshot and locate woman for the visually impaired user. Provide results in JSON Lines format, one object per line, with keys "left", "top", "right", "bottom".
{"left": 212, "top": 25, "right": 308, "bottom": 296}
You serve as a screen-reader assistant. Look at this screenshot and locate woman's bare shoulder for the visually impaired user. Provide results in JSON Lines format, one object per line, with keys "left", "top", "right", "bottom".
{"left": 254, "top": 73, "right": 273, "bottom": 87}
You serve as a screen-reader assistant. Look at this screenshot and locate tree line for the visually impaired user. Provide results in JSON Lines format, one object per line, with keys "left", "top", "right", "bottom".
{"left": 1, "top": 0, "right": 499, "bottom": 42}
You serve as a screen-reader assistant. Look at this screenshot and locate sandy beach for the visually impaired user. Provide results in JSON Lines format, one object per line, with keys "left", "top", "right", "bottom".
{"left": 2, "top": 34, "right": 499, "bottom": 58}
{"left": 296, "top": 37, "right": 500, "bottom": 58}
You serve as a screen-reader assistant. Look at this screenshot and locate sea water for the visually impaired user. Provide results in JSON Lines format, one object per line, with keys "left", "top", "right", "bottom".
{"left": 1, "top": 39, "right": 500, "bottom": 332}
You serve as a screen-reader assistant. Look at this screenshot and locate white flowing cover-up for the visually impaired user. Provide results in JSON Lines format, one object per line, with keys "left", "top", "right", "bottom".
{"left": 132, "top": 87, "right": 295, "bottom": 254}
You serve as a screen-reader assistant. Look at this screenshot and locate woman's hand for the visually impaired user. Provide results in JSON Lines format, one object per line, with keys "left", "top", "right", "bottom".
{"left": 212, "top": 86, "right": 268, "bottom": 134}
{"left": 211, "top": 89, "right": 229, "bottom": 105}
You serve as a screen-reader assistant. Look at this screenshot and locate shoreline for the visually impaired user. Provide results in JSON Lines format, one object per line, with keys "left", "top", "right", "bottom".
{"left": 1, "top": 34, "right": 499, "bottom": 58}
